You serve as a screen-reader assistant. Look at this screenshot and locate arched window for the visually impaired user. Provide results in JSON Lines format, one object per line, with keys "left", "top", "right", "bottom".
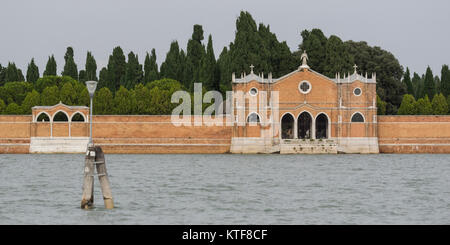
{"left": 53, "top": 111, "right": 69, "bottom": 122}
{"left": 297, "top": 111, "right": 312, "bottom": 139}
{"left": 71, "top": 112, "right": 86, "bottom": 122}
{"left": 247, "top": 112, "right": 260, "bottom": 123}
{"left": 315, "top": 113, "right": 329, "bottom": 139}
{"left": 36, "top": 112, "right": 50, "bottom": 122}
{"left": 281, "top": 113, "right": 295, "bottom": 139}
{"left": 351, "top": 112, "right": 364, "bottom": 122}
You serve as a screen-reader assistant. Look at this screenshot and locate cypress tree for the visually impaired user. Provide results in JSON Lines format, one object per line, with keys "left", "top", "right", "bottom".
{"left": 160, "top": 41, "right": 185, "bottom": 83}
{"left": 43, "top": 55, "right": 57, "bottom": 76}
{"left": 106, "top": 46, "right": 126, "bottom": 93}
{"left": 124, "top": 51, "right": 143, "bottom": 89}
{"left": 424, "top": 66, "right": 435, "bottom": 99}
{"left": 26, "top": 58, "right": 40, "bottom": 83}
{"left": 62, "top": 47, "right": 78, "bottom": 80}
{"left": 4, "top": 62, "right": 22, "bottom": 82}
{"left": 78, "top": 70, "right": 87, "bottom": 82}
{"left": 199, "top": 34, "right": 217, "bottom": 90}
{"left": 440, "top": 65, "right": 450, "bottom": 97}
{"left": 412, "top": 72, "right": 424, "bottom": 99}
{"left": 0, "top": 64, "right": 5, "bottom": 85}
{"left": 85, "top": 51, "right": 98, "bottom": 81}
{"left": 144, "top": 49, "right": 159, "bottom": 83}
{"left": 98, "top": 67, "right": 108, "bottom": 89}
{"left": 403, "top": 67, "right": 414, "bottom": 95}
{"left": 185, "top": 24, "right": 206, "bottom": 90}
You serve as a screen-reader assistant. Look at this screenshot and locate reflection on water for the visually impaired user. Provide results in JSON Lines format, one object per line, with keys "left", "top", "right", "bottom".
{"left": 0, "top": 154, "right": 449, "bottom": 224}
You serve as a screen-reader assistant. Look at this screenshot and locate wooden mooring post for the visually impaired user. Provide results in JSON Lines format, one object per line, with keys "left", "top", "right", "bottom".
{"left": 81, "top": 145, "right": 114, "bottom": 209}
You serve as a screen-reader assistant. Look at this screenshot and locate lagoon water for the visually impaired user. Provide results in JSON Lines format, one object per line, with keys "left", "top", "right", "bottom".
{"left": 0, "top": 154, "right": 449, "bottom": 224}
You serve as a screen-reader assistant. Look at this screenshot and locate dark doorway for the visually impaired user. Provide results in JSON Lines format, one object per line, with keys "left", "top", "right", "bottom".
{"left": 281, "top": 113, "right": 294, "bottom": 139}
{"left": 315, "top": 114, "right": 328, "bottom": 139}
{"left": 298, "top": 112, "right": 312, "bottom": 139}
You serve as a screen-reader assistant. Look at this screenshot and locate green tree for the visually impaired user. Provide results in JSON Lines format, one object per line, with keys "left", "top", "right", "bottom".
{"left": 98, "top": 67, "right": 108, "bottom": 89}
{"left": 43, "top": 55, "right": 57, "bottom": 76}
{"left": 160, "top": 41, "right": 185, "bottom": 83}
{"left": 431, "top": 93, "right": 448, "bottom": 115}
{"left": 412, "top": 72, "right": 423, "bottom": 99}
{"left": 298, "top": 28, "right": 328, "bottom": 73}
{"left": 184, "top": 24, "right": 206, "bottom": 90}
{"left": 345, "top": 41, "right": 405, "bottom": 114}
{"left": 106, "top": 46, "right": 126, "bottom": 93}
{"left": 143, "top": 49, "right": 159, "bottom": 83}
{"left": 41, "top": 86, "right": 60, "bottom": 106}
{"left": 415, "top": 95, "right": 433, "bottom": 115}
{"left": 21, "top": 90, "right": 40, "bottom": 114}
{"left": 26, "top": 58, "right": 40, "bottom": 83}
{"left": 60, "top": 82, "right": 76, "bottom": 105}
{"left": 403, "top": 67, "right": 414, "bottom": 95}
{"left": 1, "top": 81, "right": 33, "bottom": 105}
{"left": 34, "top": 75, "right": 78, "bottom": 93}
{"left": 93, "top": 87, "right": 113, "bottom": 115}
{"left": 440, "top": 65, "right": 450, "bottom": 97}
{"left": 0, "top": 63, "right": 5, "bottom": 85}
{"left": 397, "top": 94, "right": 417, "bottom": 115}
{"left": 134, "top": 83, "right": 151, "bottom": 114}
{"left": 199, "top": 34, "right": 218, "bottom": 90}
{"left": 0, "top": 98, "right": 6, "bottom": 114}
{"left": 124, "top": 51, "right": 143, "bottom": 89}
{"left": 323, "top": 35, "right": 354, "bottom": 77}
{"left": 447, "top": 95, "right": 450, "bottom": 114}
{"left": 85, "top": 51, "right": 98, "bottom": 81}
{"left": 113, "top": 86, "right": 134, "bottom": 114}
{"left": 424, "top": 66, "right": 435, "bottom": 99}
{"left": 4, "top": 102, "right": 22, "bottom": 115}
{"left": 377, "top": 95, "right": 387, "bottom": 115}
{"left": 73, "top": 82, "right": 90, "bottom": 106}
{"left": 62, "top": 47, "right": 78, "bottom": 80}
{"left": 4, "top": 62, "right": 24, "bottom": 82}
{"left": 146, "top": 78, "right": 185, "bottom": 114}
{"left": 78, "top": 70, "right": 87, "bottom": 82}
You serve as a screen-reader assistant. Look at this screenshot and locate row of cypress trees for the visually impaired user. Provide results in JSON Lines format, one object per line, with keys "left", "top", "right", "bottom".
{"left": 0, "top": 11, "right": 449, "bottom": 115}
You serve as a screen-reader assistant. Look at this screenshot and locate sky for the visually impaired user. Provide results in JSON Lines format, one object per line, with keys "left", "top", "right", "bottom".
{"left": 1, "top": 0, "right": 449, "bottom": 77}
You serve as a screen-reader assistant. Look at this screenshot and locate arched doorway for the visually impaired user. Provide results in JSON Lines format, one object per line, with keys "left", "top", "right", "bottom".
{"left": 281, "top": 113, "right": 294, "bottom": 139}
{"left": 315, "top": 113, "right": 328, "bottom": 139}
{"left": 297, "top": 112, "right": 312, "bottom": 139}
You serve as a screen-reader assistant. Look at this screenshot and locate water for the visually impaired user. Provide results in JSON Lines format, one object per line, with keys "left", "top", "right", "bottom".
{"left": 0, "top": 154, "right": 449, "bottom": 224}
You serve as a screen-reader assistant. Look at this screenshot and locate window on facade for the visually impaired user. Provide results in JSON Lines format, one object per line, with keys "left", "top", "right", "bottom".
{"left": 353, "top": 87, "right": 362, "bottom": 96}
{"left": 249, "top": 87, "right": 258, "bottom": 96}
{"left": 299, "top": 81, "right": 311, "bottom": 94}
{"left": 247, "top": 112, "right": 260, "bottom": 123}
{"left": 351, "top": 113, "right": 364, "bottom": 122}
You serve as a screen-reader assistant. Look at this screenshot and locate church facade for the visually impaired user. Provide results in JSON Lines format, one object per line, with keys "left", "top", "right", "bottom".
{"left": 229, "top": 52, "right": 379, "bottom": 153}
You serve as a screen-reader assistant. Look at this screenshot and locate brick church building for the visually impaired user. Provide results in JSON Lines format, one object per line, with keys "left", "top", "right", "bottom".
{"left": 230, "top": 51, "right": 379, "bottom": 153}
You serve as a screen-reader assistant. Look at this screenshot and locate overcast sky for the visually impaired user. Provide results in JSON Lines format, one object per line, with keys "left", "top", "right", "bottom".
{"left": 1, "top": 0, "right": 449, "bottom": 78}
